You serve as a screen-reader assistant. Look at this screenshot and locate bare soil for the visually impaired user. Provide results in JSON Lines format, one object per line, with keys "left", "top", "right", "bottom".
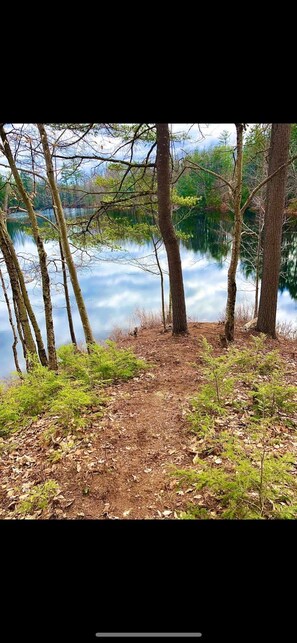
{"left": 0, "top": 322, "right": 296, "bottom": 519}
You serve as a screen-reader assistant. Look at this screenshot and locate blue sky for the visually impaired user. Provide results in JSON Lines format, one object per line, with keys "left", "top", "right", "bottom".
{"left": 82, "top": 123, "right": 239, "bottom": 174}
{"left": 171, "top": 123, "right": 237, "bottom": 147}
{"left": 0, "top": 123, "right": 239, "bottom": 178}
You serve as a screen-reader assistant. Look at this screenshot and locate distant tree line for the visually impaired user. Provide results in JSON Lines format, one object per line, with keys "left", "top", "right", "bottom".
{"left": 1, "top": 124, "right": 297, "bottom": 217}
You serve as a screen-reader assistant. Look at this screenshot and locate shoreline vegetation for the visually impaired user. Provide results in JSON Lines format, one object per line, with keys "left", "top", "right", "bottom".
{"left": 6, "top": 203, "right": 297, "bottom": 220}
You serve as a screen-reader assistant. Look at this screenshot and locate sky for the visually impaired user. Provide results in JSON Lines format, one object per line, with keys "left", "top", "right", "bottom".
{"left": 97, "top": 123, "right": 237, "bottom": 155}
{"left": 0, "top": 123, "right": 238, "bottom": 178}
{"left": 80, "top": 123, "right": 238, "bottom": 174}
{"left": 171, "top": 123, "right": 237, "bottom": 147}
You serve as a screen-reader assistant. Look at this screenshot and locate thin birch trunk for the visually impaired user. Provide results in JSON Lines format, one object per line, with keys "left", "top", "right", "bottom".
{"left": 0, "top": 220, "right": 37, "bottom": 366}
{"left": 224, "top": 124, "right": 244, "bottom": 341}
{"left": 0, "top": 126, "right": 57, "bottom": 369}
{"left": 38, "top": 124, "right": 94, "bottom": 345}
{"left": 0, "top": 268, "right": 22, "bottom": 376}
{"left": 0, "top": 215, "right": 48, "bottom": 365}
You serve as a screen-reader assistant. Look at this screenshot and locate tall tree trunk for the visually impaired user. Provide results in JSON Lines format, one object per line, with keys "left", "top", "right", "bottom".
{"left": 0, "top": 126, "right": 58, "bottom": 370}
{"left": 52, "top": 162, "right": 77, "bottom": 348}
{"left": 253, "top": 210, "right": 264, "bottom": 318}
{"left": 0, "top": 219, "right": 37, "bottom": 365}
{"left": 167, "top": 288, "right": 172, "bottom": 324}
{"left": 59, "top": 238, "right": 77, "bottom": 346}
{"left": 225, "top": 124, "right": 244, "bottom": 341}
{"left": 3, "top": 173, "right": 11, "bottom": 217}
{"left": 256, "top": 124, "right": 291, "bottom": 337}
{"left": 151, "top": 235, "right": 166, "bottom": 331}
{"left": 156, "top": 123, "right": 188, "bottom": 334}
{"left": 13, "top": 291, "right": 28, "bottom": 370}
{"left": 0, "top": 215, "right": 48, "bottom": 366}
{"left": 37, "top": 124, "right": 94, "bottom": 345}
{"left": 0, "top": 268, "right": 22, "bottom": 376}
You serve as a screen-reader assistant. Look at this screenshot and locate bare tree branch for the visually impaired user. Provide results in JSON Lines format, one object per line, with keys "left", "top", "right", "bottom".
{"left": 185, "top": 159, "right": 234, "bottom": 192}
{"left": 52, "top": 154, "right": 155, "bottom": 168}
{"left": 241, "top": 153, "right": 297, "bottom": 214}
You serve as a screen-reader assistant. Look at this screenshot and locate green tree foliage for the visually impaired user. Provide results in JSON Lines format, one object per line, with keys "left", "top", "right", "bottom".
{"left": 241, "top": 124, "right": 270, "bottom": 206}
{"left": 175, "top": 124, "right": 297, "bottom": 213}
{"left": 176, "top": 145, "right": 234, "bottom": 209}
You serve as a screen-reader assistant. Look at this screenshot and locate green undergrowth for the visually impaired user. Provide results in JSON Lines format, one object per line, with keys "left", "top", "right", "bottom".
{"left": 0, "top": 341, "right": 146, "bottom": 437}
{"left": 18, "top": 480, "right": 60, "bottom": 514}
{"left": 175, "top": 335, "right": 297, "bottom": 519}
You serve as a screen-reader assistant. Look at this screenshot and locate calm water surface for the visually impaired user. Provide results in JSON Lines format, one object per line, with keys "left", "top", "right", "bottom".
{"left": 1, "top": 208, "right": 296, "bottom": 377}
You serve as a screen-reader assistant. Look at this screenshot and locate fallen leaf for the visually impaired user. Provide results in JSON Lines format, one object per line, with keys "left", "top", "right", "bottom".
{"left": 162, "top": 510, "right": 172, "bottom": 517}
{"left": 76, "top": 463, "right": 81, "bottom": 472}
{"left": 64, "top": 499, "right": 75, "bottom": 508}
{"left": 123, "top": 509, "right": 132, "bottom": 517}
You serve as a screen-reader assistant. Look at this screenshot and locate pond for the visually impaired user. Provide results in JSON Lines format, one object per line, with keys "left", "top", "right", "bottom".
{"left": 1, "top": 208, "right": 297, "bottom": 378}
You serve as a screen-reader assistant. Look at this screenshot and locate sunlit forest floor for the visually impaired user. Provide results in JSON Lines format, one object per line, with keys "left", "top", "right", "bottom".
{"left": 1, "top": 322, "right": 297, "bottom": 519}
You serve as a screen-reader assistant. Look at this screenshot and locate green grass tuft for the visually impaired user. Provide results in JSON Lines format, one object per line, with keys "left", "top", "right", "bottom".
{"left": 176, "top": 336, "right": 297, "bottom": 519}
{"left": 18, "top": 480, "right": 60, "bottom": 514}
{"left": 0, "top": 341, "right": 146, "bottom": 437}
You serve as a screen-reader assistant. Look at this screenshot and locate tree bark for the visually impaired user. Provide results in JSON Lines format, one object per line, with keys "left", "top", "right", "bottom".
{"left": 156, "top": 123, "right": 188, "bottom": 334}
{"left": 225, "top": 124, "right": 244, "bottom": 341}
{"left": 0, "top": 268, "right": 22, "bottom": 376}
{"left": 0, "top": 218, "right": 37, "bottom": 365}
{"left": 0, "top": 215, "right": 48, "bottom": 366}
{"left": 253, "top": 210, "right": 264, "bottom": 318}
{"left": 37, "top": 124, "right": 94, "bottom": 345}
{"left": 0, "top": 126, "right": 58, "bottom": 370}
{"left": 256, "top": 124, "right": 291, "bottom": 337}
{"left": 167, "top": 288, "right": 172, "bottom": 324}
{"left": 3, "top": 173, "right": 11, "bottom": 217}
{"left": 151, "top": 235, "right": 166, "bottom": 331}
{"left": 52, "top": 165, "right": 77, "bottom": 347}
{"left": 59, "top": 238, "right": 77, "bottom": 346}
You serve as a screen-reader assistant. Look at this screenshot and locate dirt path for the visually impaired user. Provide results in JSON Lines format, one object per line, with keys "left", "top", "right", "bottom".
{"left": 1, "top": 322, "right": 295, "bottom": 519}
{"left": 63, "top": 327, "right": 205, "bottom": 519}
